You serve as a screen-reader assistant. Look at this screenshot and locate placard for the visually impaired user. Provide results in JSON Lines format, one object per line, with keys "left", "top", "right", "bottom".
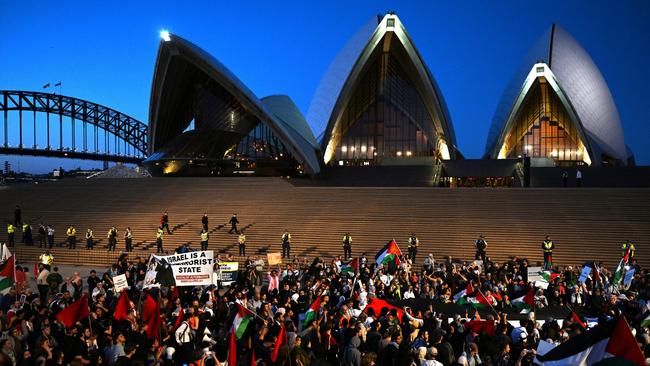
{"left": 267, "top": 252, "right": 282, "bottom": 266}
{"left": 144, "top": 250, "right": 215, "bottom": 287}
{"left": 214, "top": 262, "right": 239, "bottom": 286}
{"left": 527, "top": 266, "right": 548, "bottom": 289}
{"left": 113, "top": 274, "right": 128, "bottom": 292}
{"left": 578, "top": 266, "right": 592, "bottom": 283}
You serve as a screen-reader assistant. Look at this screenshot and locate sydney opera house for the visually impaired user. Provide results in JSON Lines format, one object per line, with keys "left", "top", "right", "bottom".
{"left": 144, "top": 13, "right": 632, "bottom": 179}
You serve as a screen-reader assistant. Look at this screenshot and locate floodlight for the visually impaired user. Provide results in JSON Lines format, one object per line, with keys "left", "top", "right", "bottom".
{"left": 160, "top": 30, "right": 171, "bottom": 42}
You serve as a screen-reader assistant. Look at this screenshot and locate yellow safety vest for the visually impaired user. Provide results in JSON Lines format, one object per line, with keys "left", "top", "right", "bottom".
{"left": 157, "top": 229, "right": 164, "bottom": 239}
{"left": 343, "top": 235, "right": 352, "bottom": 244}
{"left": 7, "top": 224, "right": 15, "bottom": 234}
{"left": 67, "top": 227, "right": 76, "bottom": 237}
{"left": 22, "top": 223, "right": 29, "bottom": 232}
{"left": 201, "top": 231, "right": 209, "bottom": 242}
{"left": 238, "top": 234, "right": 245, "bottom": 244}
{"left": 543, "top": 241, "right": 553, "bottom": 252}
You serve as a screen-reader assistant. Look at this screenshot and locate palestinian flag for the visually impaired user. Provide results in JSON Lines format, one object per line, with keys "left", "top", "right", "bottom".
{"left": 611, "top": 256, "right": 626, "bottom": 285}
{"left": 233, "top": 304, "right": 253, "bottom": 339}
{"left": 375, "top": 240, "right": 402, "bottom": 266}
{"left": 0, "top": 255, "right": 15, "bottom": 295}
{"left": 302, "top": 295, "right": 322, "bottom": 327}
{"left": 535, "top": 316, "right": 645, "bottom": 366}
{"left": 364, "top": 297, "right": 403, "bottom": 322}
{"left": 463, "top": 319, "right": 495, "bottom": 336}
{"left": 453, "top": 282, "right": 474, "bottom": 303}
{"left": 571, "top": 311, "right": 588, "bottom": 329}
{"left": 511, "top": 287, "right": 535, "bottom": 313}
{"left": 539, "top": 270, "right": 560, "bottom": 283}
{"left": 458, "top": 291, "right": 492, "bottom": 309}
{"left": 340, "top": 258, "right": 358, "bottom": 275}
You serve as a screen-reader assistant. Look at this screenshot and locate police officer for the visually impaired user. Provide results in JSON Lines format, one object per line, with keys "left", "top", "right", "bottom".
{"left": 66, "top": 225, "right": 76, "bottom": 249}
{"left": 7, "top": 222, "right": 15, "bottom": 247}
{"left": 124, "top": 227, "right": 133, "bottom": 252}
{"left": 85, "top": 228, "right": 94, "bottom": 250}
{"left": 201, "top": 213, "right": 209, "bottom": 231}
{"left": 474, "top": 234, "right": 487, "bottom": 261}
{"left": 161, "top": 211, "right": 171, "bottom": 234}
{"left": 38, "top": 223, "right": 46, "bottom": 248}
{"left": 408, "top": 233, "right": 419, "bottom": 262}
{"left": 342, "top": 232, "right": 352, "bottom": 259}
{"left": 281, "top": 229, "right": 291, "bottom": 258}
{"left": 107, "top": 227, "right": 117, "bottom": 252}
{"left": 229, "top": 213, "right": 239, "bottom": 234}
{"left": 200, "top": 228, "right": 209, "bottom": 251}
{"left": 622, "top": 240, "right": 635, "bottom": 259}
{"left": 542, "top": 235, "right": 554, "bottom": 269}
{"left": 22, "top": 222, "right": 32, "bottom": 245}
{"left": 238, "top": 230, "right": 246, "bottom": 256}
{"left": 156, "top": 226, "right": 164, "bottom": 253}
{"left": 46, "top": 225, "right": 55, "bottom": 249}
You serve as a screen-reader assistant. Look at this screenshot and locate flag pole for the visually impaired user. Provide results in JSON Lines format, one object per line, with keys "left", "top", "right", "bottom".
{"left": 476, "top": 287, "right": 500, "bottom": 318}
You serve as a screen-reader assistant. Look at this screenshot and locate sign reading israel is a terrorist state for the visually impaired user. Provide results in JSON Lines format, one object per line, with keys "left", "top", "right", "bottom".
{"left": 144, "top": 250, "right": 215, "bottom": 287}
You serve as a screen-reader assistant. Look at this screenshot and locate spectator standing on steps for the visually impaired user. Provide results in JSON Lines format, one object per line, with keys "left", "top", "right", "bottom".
{"left": 200, "top": 228, "right": 209, "bottom": 251}
{"left": 201, "top": 213, "right": 209, "bottom": 231}
{"left": 66, "top": 225, "right": 76, "bottom": 249}
{"left": 161, "top": 211, "right": 171, "bottom": 234}
{"left": 228, "top": 213, "right": 239, "bottom": 234}
{"left": 124, "top": 227, "right": 133, "bottom": 252}
{"left": 281, "top": 229, "right": 291, "bottom": 258}
{"left": 576, "top": 169, "right": 582, "bottom": 187}
{"left": 238, "top": 230, "right": 246, "bottom": 256}
{"left": 85, "top": 228, "right": 94, "bottom": 250}
{"left": 561, "top": 170, "right": 568, "bottom": 187}
{"left": 13, "top": 205, "right": 21, "bottom": 228}
{"left": 156, "top": 226, "right": 164, "bottom": 253}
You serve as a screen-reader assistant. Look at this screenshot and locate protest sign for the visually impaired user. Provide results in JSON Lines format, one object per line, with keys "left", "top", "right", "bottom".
{"left": 214, "top": 262, "right": 239, "bottom": 286}
{"left": 113, "top": 274, "right": 128, "bottom": 292}
{"left": 268, "top": 252, "right": 282, "bottom": 266}
{"left": 578, "top": 266, "right": 592, "bottom": 283}
{"left": 144, "top": 250, "right": 215, "bottom": 287}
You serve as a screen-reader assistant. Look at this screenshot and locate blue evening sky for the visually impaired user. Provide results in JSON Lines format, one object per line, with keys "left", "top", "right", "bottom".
{"left": 1, "top": 0, "right": 649, "bottom": 172}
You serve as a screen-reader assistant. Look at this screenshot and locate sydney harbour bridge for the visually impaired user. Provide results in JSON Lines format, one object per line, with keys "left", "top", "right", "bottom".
{"left": 0, "top": 90, "right": 147, "bottom": 164}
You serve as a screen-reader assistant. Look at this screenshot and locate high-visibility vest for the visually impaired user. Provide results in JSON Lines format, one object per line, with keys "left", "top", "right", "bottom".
{"left": 39, "top": 254, "right": 53, "bottom": 266}
{"left": 238, "top": 234, "right": 245, "bottom": 245}
{"left": 124, "top": 230, "right": 132, "bottom": 239}
{"left": 282, "top": 233, "right": 291, "bottom": 242}
{"left": 86, "top": 230, "right": 93, "bottom": 239}
{"left": 157, "top": 229, "right": 164, "bottom": 240}
{"left": 22, "top": 223, "right": 29, "bottom": 232}
{"left": 201, "top": 231, "right": 209, "bottom": 242}
{"left": 67, "top": 227, "right": 76, "bottom": 237}
{"left": 409, "top": 237, "right": 419, "bottom": 247}
{"left": 543, "top": 241, "right": 553, "bottom": 252}
{"left": 7, "top": 224, "right": 15, "bottom": 234}
{"left": 343, "top": 235, "right": 352, "bottom": 245}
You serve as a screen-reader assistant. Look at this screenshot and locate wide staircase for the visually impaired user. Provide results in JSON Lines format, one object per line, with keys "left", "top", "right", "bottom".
{"left": 1, "top": 178, "right": 649, "bottom": 272}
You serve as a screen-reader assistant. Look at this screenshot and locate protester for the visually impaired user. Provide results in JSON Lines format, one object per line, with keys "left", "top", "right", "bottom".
{"left": 0, "top": 231, "right": 647, "bottom": 366}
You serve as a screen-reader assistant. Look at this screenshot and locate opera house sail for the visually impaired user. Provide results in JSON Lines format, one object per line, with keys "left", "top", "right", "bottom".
{"left": 312, "top": 13, "right": 458, "bottom": 166}
{"left": 145, "top": 33, "right": 320, "bottom": 176}
{"left": 485, "top": 24, "right": 632, "bottom": 166}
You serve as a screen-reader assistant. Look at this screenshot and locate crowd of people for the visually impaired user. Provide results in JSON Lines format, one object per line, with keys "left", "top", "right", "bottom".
{"left": 0, "top": 235, "right": 647, "bottom": 366}
{"left": 0, "top": 207, "right": 648, "bottom": 365}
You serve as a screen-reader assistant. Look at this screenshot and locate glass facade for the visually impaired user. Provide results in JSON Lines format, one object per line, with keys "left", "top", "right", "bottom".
{"left": 329, "top": 36, "right": 438, "bottom": 165}
{"left": 502, "top": 77, "right": 587, "bottom": 165}
{"left": 229, "top": 122, "right": 295, "bottom": 164}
